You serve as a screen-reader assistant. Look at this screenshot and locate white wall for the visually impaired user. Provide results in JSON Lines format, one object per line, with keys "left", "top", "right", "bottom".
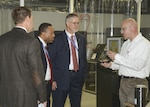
{"left": 32, "top": 12, "right": 125, "bottom": 32}
{"left": 141, "top": 14, "right": 150, "bottom": 28}
{"left": 32, "top": 11, "right": 67, "bottom": 31}
{"left": 0, "top": 9, "right": 14, "bottom": 35}
{"left": 1, "top": 9, "right": 150, "bottom": 48}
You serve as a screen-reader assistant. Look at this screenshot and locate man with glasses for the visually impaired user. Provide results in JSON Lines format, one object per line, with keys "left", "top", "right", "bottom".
{"left": 101, "top": 18, "right": 150, "bottom": 107}
{"left": 48, "top": 13, "right": 87, "bottom": 107}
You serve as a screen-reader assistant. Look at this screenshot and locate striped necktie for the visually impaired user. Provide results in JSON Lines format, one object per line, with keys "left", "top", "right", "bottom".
{"left": 71, "top": 36, "right": 79, "bottom": 72}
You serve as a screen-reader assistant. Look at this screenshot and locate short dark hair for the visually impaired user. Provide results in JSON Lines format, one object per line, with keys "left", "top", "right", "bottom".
{"left": 12, "top": 7, "right": 31, "bottom": 24}
{"left": 38, "top": 23, "right": 52, "bottom": 35}
{"left": 65, "top": 13, "right": 79, "bottom": 23}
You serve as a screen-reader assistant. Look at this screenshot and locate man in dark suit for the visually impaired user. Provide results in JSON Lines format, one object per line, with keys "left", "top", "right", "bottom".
{"left": 48, "top": 13, "right": 87, "bottom": 107}
{"left": 0, "top": 7, "right": 47, "bottom": 107}
{"left": 36, "top": 23, "right": 55, "bottom": 107}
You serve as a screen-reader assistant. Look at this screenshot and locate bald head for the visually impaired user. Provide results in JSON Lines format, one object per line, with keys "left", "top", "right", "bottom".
{"left": 121, "top": 18, "right": 139, "bottom": 40}
{"left": 122, "top": 18, "right": 138, "bottom": 30}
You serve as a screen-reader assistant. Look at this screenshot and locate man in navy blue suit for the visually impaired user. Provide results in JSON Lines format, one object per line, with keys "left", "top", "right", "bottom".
{"left": 36, "top": 23, "right": 55, "bottom": 107}
{"left": 48, "top": 13, "right": 87, "bottom": 107}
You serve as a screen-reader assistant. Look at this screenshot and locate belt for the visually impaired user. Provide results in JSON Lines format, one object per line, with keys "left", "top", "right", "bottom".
{"left": 45, "top": 80, "right": 50, "bottom": 84}
{"left": 69, "top": 70, "right": 77, "bottom": 72}
{"left": 121, "top": 76, "right": 137, "bottom": 79}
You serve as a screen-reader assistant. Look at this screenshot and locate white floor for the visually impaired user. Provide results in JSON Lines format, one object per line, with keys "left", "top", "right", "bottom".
{"left": 51, "top": 91, "right": 150, "bottom": 107}
{"left": 62, "top": 91, "right": 96, "bottom": 107}
{"left": 146, "top": 102, "right": 150, "bottom": 107}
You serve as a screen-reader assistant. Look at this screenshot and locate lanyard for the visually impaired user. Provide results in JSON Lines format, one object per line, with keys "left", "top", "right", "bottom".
{"left": 42, "top": 45, "right": 50, "bottom": 58}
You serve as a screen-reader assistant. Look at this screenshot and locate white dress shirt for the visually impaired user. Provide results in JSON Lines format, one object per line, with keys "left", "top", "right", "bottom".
{"left": 38, "top": 36, "right": 51, "bottom": 80}
{"left": 110, "top": 33, "right": 150, "bottom": 78}
{"left": 65, "top": 30, "right": 79, "bottom": 70}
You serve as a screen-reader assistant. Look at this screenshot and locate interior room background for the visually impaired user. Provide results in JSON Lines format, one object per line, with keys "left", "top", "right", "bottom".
{"left": 0, "top": 0, "right": 150, "bottom": 57}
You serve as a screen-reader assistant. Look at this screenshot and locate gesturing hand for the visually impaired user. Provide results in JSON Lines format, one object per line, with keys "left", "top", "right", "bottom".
{"left": 107, "top": 51, "right": 117, "bottom": 61}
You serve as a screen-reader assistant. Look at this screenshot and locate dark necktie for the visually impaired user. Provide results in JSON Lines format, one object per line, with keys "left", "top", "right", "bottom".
{"left": 71, "top": 36, "right": 79, "bottom": 72}
{"left": 45, "top": 46, "right": 53, "bottom": 82}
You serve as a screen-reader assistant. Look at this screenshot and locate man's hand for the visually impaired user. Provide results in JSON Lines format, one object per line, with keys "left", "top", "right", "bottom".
{"left": 100, "top": 62, "right": 112, "bottom": 68}
{"left": 107, "top": 51, "right": 116, "bottom": 61}
{"left": 52, "top": 81, "right": 57, "bottom": 90}
{"left": 43, "top": 101, "right": 47, "bottom": 107}
{"left": 37, "top": 101, "right": 47, "bottom": 107}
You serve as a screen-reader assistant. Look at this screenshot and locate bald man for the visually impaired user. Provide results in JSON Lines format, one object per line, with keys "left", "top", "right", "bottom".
{"left": 101, "top": 18, "right": 150, "bottom": 107}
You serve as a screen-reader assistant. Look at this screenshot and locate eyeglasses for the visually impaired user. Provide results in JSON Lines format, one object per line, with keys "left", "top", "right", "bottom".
{"left": 70, "top": 22, "right": 80, "bottom": 25}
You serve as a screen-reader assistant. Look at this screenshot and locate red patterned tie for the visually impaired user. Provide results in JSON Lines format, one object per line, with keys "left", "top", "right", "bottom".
{"left": 45, "top": 47, "right": 53, "bottom": 83}
{"left": 71, "top": 36, "right": 79, "bottom": 72}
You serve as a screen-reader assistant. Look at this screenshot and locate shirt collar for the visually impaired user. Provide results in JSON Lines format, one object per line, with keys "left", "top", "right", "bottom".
{"left": 15, "top": 26, "right": 27, "bottom": 32}
{"left": 65, "top": 30, "right": 75, "bottom": 38}
{"left": 131, "top": 32, "right": 142, "bottom": 43}
{"left": 38, "top": 36, "right": 47, "bottom": 47}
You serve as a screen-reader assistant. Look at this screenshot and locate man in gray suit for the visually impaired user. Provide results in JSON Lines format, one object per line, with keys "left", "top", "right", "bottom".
{"left": 0, "top": 7, "right": 47, "bottom": 107}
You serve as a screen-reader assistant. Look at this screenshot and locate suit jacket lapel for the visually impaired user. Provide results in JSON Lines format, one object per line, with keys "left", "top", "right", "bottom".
{"left": 63, "top": 31, "right": 70, "bottom": 49}
{"left": 75, "top": 33, "right": 81, "bottom": 54}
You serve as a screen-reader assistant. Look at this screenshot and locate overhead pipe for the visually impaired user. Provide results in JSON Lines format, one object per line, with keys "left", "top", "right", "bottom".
{"left": 20, "top": 0, "right": 24, "bottom": 6}
{"left": 69, "top": 0, "right": 74, "bottom": 13}
{"left": 135, "top": 0, "right": 143, "bottom": 32}
{"left": 110, "top": 0, "right": 115, "bottom": 36}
